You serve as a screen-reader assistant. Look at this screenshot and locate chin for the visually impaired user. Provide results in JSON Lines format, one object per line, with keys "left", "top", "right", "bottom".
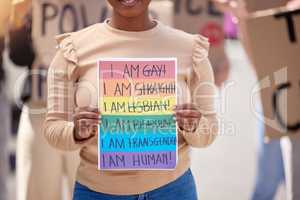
{"left": 108, "top": 0, "right": 150, "bottom": 17}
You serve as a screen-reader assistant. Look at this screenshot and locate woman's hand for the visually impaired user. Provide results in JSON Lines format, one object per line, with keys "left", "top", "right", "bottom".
{"left": 73, "top": 107, "right": 100, "bottom": 141}
{"left": 174, "top": 104, "right": 202, "bottom": 133}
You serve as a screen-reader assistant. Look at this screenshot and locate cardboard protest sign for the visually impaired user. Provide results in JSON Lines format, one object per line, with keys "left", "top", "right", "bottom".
{"left": 32, "top": 0, "right": 108, "bottom": 66}
{"left": 243, "top": 8, "right": 300, "bottom": 138}
{"left": 98, "top": 58, "right": 178, "bottom": 170}
{"left": 241, "top": 0, "right": 289, "bottom": 12}
{"left": 173, "top": 0, "right": 227, "bottom": 78}
{"left": 31, "top": 0, "right": 108, "bottom": 102}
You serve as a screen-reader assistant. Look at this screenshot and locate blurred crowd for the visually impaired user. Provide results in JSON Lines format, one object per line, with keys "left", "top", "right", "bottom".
{"left": 0, "top": 0, "right": 299, "bottom": 200}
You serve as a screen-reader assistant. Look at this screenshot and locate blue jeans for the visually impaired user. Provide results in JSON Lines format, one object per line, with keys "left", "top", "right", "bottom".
{"left": 251, "top": 119, "right": 285, "bottom": 200}
{"left": 73, "top": 169, "right": 198, "bottom": 200}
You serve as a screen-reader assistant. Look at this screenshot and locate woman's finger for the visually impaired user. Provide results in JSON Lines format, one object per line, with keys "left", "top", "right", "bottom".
{"left": 175, "top": 110, "right": 202, "bottom": 118}
{"left": 77, "top": 119, "right": 99, "bottom": 126}
{"left": 74, "top": 112, "right": 100, "bottom": 120}
{"left": 76, "top": 119, "right": 99, "bottom": 139}
{"left": 173, "top": 115, "right": 177, "bottom": 122}
{"left": 176, "top": 117, "right": 199, "bottom": 124}
{"left": 174, "top": 103, "right": 198, "bottom": 111}
{"left": 177, "top": 118, "right": 199, "bottom": 132}
{"left": 75, "top": 106, "right": 99, "bottom": 113}
{"left": 91, "top": 124, "right": 99, "bottom": 136}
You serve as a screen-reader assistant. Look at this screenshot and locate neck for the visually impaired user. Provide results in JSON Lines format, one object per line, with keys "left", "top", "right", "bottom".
{"left": 110, "top": 10, "right": 155, "bottom": 31}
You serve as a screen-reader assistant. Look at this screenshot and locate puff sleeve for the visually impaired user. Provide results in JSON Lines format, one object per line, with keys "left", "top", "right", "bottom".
{"left": 43, "top": 34, "right": 94, "bottom": 151}
{"left": 181, "top": 35, "right": 219, "bottom": 148}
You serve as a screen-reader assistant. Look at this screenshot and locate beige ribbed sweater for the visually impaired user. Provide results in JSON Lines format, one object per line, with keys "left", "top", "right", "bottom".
{"left": 43, "top": 20, "right": 218, "bottom": 195}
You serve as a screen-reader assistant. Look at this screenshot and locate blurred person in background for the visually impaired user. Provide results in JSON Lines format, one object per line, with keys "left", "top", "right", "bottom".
{"left": 206, "top": 1, "right": 232, "bottom": 88}
{"left": 213, "top": 0, "right": 300, "bottom": 199}
{"left": 0, "top": 1, "right": 12, "bottom": 199}
{"left": 206, "top": 0, "right": 231, "bottom": 88}
{"left": 8, "top": 0, "right": 108, "bottom": 199}
{"left": 213, "top": 1, "right": 285, "bottom": 200}
{"left": 215, "top": 3, "right": 284, "bottom": 200}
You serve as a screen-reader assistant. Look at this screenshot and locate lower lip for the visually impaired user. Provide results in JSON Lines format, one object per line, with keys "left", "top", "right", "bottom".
{"left": 119, "top": 0, "right": 138, "bottom": 7}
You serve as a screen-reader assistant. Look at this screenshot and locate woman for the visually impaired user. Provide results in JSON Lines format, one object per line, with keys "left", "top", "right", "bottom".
{"left": 44, "top": 0, "right": 218, "bottom": 199}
